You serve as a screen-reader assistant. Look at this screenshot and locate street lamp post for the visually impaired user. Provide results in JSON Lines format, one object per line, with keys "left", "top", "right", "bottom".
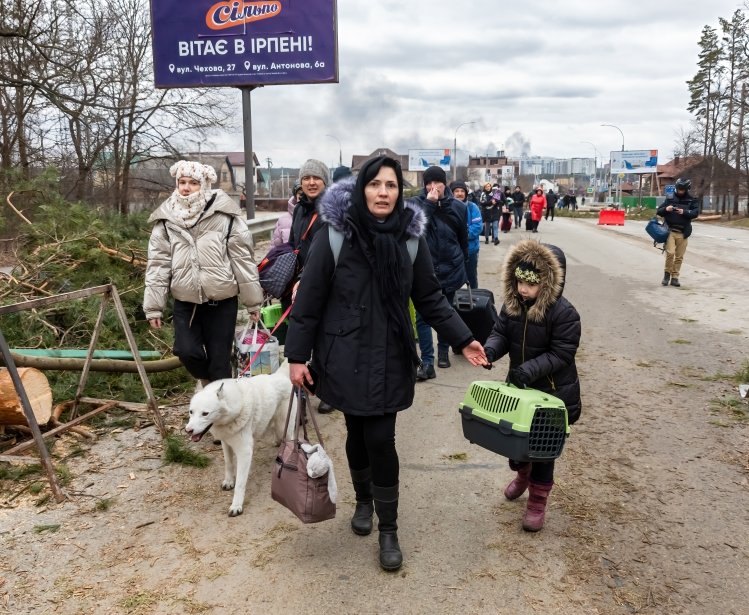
{"left": 326, "top": 134, "right": 342, "bottom": 168}
{"left": 453, "top": 121, "right": 476, "bottom": 182}
{"left": 601, "top": 124, "right": 625, "bottom": 204}
{"left": 580, "top": 140, "right": 599, "bottom": 200}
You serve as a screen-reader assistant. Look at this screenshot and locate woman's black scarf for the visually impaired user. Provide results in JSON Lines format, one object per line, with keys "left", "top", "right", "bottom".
{"left": 346, "top": 156, "right": 420, "bottom": 367}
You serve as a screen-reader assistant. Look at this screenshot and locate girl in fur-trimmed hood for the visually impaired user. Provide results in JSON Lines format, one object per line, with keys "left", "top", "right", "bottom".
{"left": 484, "top": 239, "right": 582, "bottom": 532}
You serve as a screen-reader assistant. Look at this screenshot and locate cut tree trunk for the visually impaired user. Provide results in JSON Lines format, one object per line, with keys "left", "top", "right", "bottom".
{"left": 0, "top": 367, "right": 52, "bottom": 426}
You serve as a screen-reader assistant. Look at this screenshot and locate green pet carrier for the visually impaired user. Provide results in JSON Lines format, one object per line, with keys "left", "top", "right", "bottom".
{"left": 458, "top": 381, "right": 569, "bottom": 462}
{"left": 261, "top": 303, "right": 287, "bottom": 345}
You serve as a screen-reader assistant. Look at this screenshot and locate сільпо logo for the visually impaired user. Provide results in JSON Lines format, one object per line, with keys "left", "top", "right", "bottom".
{"left": 206, "top": 0, "right": 282, "bottom": 31}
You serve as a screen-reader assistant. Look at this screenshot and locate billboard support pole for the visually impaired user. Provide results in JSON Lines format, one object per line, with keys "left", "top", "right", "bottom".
{"left": 241, "top": 86, "right": 257, "bottom": 220}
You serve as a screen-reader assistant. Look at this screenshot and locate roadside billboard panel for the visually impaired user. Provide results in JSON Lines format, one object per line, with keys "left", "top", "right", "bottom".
{"left": 149, "top": 0, "right": 338, "bottom": 88}
{"left": 408, "top": 149, "right": 451, "bottom": 173}
{"left": 610, "top": 150, "right": 658, "bottom": 174}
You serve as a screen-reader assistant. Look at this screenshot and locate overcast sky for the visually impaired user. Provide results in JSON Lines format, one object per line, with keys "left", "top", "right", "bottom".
{"left": 210, "top": 0, "right": 745, "bottom": 170}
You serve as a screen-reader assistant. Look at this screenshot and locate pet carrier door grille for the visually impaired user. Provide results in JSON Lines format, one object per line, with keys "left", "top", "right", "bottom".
{"left": 528, "top": 407, "right": 567, "bottom": 458}
{"left": 469, "top": 383, "right": 519, "bottom": 415}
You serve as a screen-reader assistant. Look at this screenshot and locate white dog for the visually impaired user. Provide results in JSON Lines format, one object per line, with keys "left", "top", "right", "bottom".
{"left": 185, "top": 361, "right": 293, "bottom": 517}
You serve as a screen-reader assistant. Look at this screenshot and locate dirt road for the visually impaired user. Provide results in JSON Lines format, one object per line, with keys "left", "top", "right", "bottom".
{"left": 2, "top": 217, "right": 747, "bottom": 614}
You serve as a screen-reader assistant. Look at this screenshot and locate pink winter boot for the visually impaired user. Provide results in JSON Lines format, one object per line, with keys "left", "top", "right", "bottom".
{"left": 522, "top": 482, "right": 553, "bottom": 532}
{"left": 503, "top": 465, "right": 532, "bottom": 500}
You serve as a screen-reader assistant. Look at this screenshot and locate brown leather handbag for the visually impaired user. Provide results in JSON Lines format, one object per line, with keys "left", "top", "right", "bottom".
{"left": 271, "top": 387, "right": 336, "bottom": 524}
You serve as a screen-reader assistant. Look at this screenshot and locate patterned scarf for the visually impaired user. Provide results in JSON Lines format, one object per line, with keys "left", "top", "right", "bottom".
{"left": 166, "top": 189, "right": 208, "bottom": 228}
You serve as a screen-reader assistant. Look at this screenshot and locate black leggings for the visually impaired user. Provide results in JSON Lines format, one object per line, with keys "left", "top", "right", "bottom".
{"left": 344, "top": 413, "right": 398, "bottom": 488}
{"left": 509, "top": 459, "right": 555, "bottom": 484}
{"left": 172, "top": 297, "right": 238, "bottom": 381}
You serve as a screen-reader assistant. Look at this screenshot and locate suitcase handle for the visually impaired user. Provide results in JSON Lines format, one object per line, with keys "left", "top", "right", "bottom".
{"left": 455, "top": 283, "right": 474, "bottom": 309}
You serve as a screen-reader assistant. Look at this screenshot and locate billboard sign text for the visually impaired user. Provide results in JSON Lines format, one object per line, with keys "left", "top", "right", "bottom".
{"left": 149, "top": 0, "right": 338, "bottom": 88}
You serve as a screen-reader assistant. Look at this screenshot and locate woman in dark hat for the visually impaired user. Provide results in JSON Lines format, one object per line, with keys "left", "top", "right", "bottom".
{"left": 285, "top": 155, "right": 487, "bottom": 571}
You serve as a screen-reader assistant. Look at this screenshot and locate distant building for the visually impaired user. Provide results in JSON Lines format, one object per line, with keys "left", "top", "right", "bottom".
{"left": 127, "top": 152, "right": 263, "bottom": 212}
{"left": 466, "top": 152, "right": 515, "bottom": 189}
{"left": 657, "top": 155, "right": 747, "bottom": 212}
{"left": 351, "top": 148, "right": 416, "bottom": 187}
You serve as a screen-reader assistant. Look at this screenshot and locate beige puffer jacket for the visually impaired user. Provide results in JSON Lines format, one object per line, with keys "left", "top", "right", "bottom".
{"left": 143, "top": 190, "right": 263, "bottom": 320}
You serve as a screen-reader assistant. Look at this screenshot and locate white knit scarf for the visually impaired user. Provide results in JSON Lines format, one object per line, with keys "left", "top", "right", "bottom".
{"left": 166, "top": 189, "right": 207, "bottom": 228}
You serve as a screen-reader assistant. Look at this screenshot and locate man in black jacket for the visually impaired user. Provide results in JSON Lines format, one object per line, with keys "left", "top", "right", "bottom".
{"left": 656, "top": 177, "right": 700, "bottom": 287}
{"left": 545, "top": 189, "right": 558, "bottom": 220}
{"left": 413, "top": 166, "right": 468, "bottom": 378}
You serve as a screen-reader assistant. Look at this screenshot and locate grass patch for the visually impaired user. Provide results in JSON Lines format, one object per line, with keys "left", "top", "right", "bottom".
{"left": 163, "top": 434, "right": 210, "bottom": 468}
{"left": 35, "top": 493, "right": 51, "bottom": 507}
{"left": 726, "top": 329, "right": 744, "bottom": 335}
{"left": 28, "top": 482, "right": 45, "bottom": 494}
{"left": 711, "top": 397, "right": 749, "bottom": 422}
{"left": 33, "top": 523, "right": 60, "bottom": 533}
{"left": 734, "top": 361, "right": 749, "bottom": 383}
{"left": 679, "top": 317, "right": 697, "bottom": 323}
{"left": 636, "top": 360, "right": 654, "bottom": 368}
{"left": 95, "top": 497, "right": 116, "bottom": 512}
{"left": 443, "top": 452, "right": 468, "bottom": 461}
{"left": 0, "top": 463, "right": 42, "bottom": 481}
{"left": 55, "top": 464, "right": 73, "bottom": 486}
{"left": 119, "top": 591, "right": 159, "bottom": 613}
{"left": 670, "top": 339, "right": 692, "bottom": 345}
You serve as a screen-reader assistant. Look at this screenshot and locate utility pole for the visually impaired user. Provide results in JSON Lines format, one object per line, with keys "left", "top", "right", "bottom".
{"left": 266, "top": 157, "right": 273, "bottom": 202}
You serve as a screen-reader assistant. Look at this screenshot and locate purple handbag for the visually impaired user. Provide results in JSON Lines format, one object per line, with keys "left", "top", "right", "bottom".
{"left": 271, "top": 387, "right": 336, "bottom": 524}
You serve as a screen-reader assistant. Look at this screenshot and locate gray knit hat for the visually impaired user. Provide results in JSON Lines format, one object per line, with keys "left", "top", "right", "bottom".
{"left": 298, "top": 159, "right": 330, "bottom": 186}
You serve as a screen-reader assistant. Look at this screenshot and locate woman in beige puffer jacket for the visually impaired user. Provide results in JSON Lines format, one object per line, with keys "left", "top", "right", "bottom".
{"left": 143, "top": 160, "right": 263, "bottom": 384}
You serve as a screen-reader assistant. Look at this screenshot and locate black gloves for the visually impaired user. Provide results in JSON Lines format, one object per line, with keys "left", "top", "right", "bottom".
{"left": 507, "top": 367, "right": 531, "bottom": 388}
{"left": 482, "top": 347, "right": 496, "bottom": 370}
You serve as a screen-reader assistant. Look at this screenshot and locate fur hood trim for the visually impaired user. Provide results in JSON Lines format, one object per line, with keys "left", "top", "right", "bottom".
{"left": 318, "top": 175, "right": 426, "bottom": 239}
{"left": 501, "top": 239, "right": 565, "bottom": 322}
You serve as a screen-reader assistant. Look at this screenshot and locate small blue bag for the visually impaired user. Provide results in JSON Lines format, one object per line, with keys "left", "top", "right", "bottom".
{"left": 645, "top": 216, "right": 669, "bottom": 246}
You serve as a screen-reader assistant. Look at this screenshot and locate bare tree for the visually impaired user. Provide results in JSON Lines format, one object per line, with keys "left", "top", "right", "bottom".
{"left": 0, "top": 0, "right": 233, "bottom": 211}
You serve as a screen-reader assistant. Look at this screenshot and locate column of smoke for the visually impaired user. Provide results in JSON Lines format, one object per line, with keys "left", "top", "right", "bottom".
{"left": 504, "top": 132, "right": 531, "bottom": 157}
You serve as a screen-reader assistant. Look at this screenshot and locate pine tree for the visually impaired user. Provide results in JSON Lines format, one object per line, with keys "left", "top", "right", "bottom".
{"left": 687, "top": 25, "right": 724, "bottom": 157}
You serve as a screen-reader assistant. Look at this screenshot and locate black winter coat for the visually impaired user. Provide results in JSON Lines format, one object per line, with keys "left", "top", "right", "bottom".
{"left": 656, "top": 193, "right": 699, "bottom": 239}
{"left": 288, "top": 193, "right": 326, "bottom": 266}
{"left": 285, "top": 179, "right": 474, "bottom": 416}
{"left": 484, "top": 240, "right": 582, "bottom": 423}
{"left": 511, "top": 190, "right": 525, "bottom": 208}
{"left": 412, "top": 188, "right": 469, "bottom": 294}
{"left": 479, "top": 189, "right": 501, "bottom": 222}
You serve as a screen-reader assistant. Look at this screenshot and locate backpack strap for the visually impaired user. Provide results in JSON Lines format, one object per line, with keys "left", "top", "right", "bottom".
{"left": 406, "top": 237, "right": 418, "bottom": 264}
{"left": 226, "top": 216, "right": 234, "bottom": 243}
{"left": 329, "top": 226, "right": 418, "bottom": 266}
{"left": 329, "top": 226, "right": 345, "bottom": 266}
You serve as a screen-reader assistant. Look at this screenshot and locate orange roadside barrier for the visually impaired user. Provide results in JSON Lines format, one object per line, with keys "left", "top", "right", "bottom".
{"left": 598, "top": 210, "right": 625, "bottom": 225}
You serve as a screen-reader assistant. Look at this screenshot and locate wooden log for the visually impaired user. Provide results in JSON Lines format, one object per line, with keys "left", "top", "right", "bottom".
{"left": 0, "top": 367, "right": 53, "bottom": 426}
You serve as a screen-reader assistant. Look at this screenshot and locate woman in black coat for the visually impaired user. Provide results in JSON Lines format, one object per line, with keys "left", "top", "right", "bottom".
{"left": 285, "top": 156, "right": 487, "bottom": 571}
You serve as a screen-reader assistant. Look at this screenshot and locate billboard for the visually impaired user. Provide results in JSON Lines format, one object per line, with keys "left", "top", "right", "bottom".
{"left": 408, "top": 149, "right": 451, "bottom": 173}
{"left": 149, "top": 0, "right": 338, "bottom": 88}
{"left": 610, "top": 150, "right": 658, "bottom": 174}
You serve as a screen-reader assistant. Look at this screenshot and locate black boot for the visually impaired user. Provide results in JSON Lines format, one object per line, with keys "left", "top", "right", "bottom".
{"left": 373, "top": 484, "right": 402, "bottom": 571}
{"left": 437, "top": 350, "right": 450, "bottom": 368}
{"left": 670, "top": 277, "right": 680, "bottom": 287}
{"left": 349, "top": 467, "right": 374, "bottom": 536}
{"left": 661, "top": 272, "right": 670, "bottom": 286}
